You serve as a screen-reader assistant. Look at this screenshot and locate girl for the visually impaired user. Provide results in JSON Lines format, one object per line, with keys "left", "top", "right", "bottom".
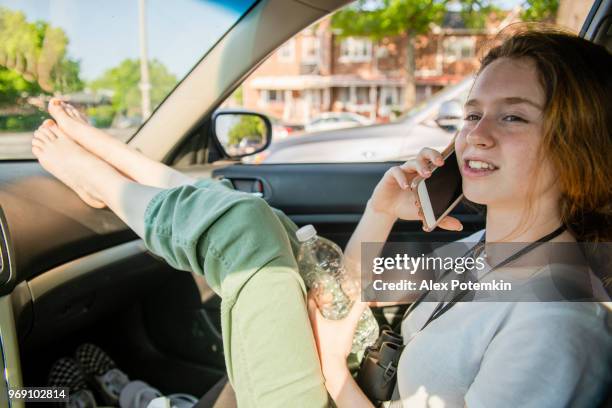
{"left": 310, "top": 27, "right": 612, "bottom": 407}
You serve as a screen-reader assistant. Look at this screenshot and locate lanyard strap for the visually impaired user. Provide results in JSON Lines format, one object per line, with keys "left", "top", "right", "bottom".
{"left": 402, "top": 225, "right": 567, "bottom": 331}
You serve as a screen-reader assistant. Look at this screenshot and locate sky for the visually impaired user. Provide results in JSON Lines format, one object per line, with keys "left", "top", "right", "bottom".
{"left": 0, "top": 0, "right": 523, "bottom": 83}
{"left": 0, "top": 0, "right": 255, "bottom": 81}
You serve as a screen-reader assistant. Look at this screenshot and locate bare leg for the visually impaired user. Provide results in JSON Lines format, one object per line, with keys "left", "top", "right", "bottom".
{"left": 32, "top": 122, "right": 164, "bottom": 238}
{"left": 33, "top": 113, "right": 329, "bottom": 407}
{"left": 47, "top": 98, "right": 196, "bottom": 189}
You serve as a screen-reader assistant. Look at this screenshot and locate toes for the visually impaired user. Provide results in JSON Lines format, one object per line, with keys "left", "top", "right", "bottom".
{"left": 48, "top": 123, "right": 70, "bottom": 139}
{"left": 61, "top": 102, "right": 74, "bottom": 115}
{"left": 48, "top": 98, "right": 89, "bottom": 128}
{"left": 41, "top": 127, "right": 59, "bottom": 141}
{"left": 31, "top": 145, "right": 42, "bottom": 156}
{"left": 36, "top": 126, "right": 63, "bottom": 143}
{"left": 31, "top": 137, "right": 45, "bottom": 150}
{"left": 64, "top": 104, "right": 88, "bottom": 124}
{"left": 33, "top": 130, "right": 50, "bottom": 144}
{"left": 66, "top": 105, "right": 81, "bottom": 121}
{"left": 49, "top": 97, "right": 64, "bottom": 110}
{"left": 48, "top": 97, "right": 69, "bottom": 120}
{"left": 42, "top": 119, "right": 56, "bottom": 128}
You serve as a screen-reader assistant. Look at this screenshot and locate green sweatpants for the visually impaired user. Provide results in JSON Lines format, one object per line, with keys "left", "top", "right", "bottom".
{"left": 143, "top": 178, "right": 329, "bottom": 407}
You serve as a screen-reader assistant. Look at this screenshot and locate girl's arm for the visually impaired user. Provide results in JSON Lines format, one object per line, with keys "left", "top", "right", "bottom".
{"left": 307, "top": 296, "right": 375, "bottom": 408}
{"left": 323, "top": 364, "right": 374, "bottom": 408}
{"left": 344, "top": 203, "right": 404, "bottom": 307}
{"left": 343, "top": 201, "right": 398, "bottom": 281}
{"left": 343, "top": 161, "right": 421, "bottom": 286}
{"left": 343, "top": 149, "right": 462, "bottom": 306}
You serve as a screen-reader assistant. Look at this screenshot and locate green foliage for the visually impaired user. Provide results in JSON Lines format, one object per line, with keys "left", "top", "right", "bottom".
{"left": 0, "top": 112, "right": 48, "bottom": 131}
{"left": 458, "top": 0, "right": 503, "bottom": 29}
{"left": 520, "top": 0, "right": 559, "bottom": 22}
{"left": 86, "top": 105, "right": 115, "bottom": 128}
{"left": 332, "top": 0, "right": 446, "bottom": 38}
{"left": 0, "top": 7, "right": 83, "bottom": 102}
{"left": 0, "top": 8, "right": 81, "bottom": 130}
{"left": 231, "top": 86, "right": 244, "bottom": 105}
{"left": 0, "top": 67, "right": 41, "bottom": 106}
{"left": 52, "top": 57, "right": 84, "bottom": 94}
{"left": 90, "top": 58, "right": 177, "bottom": 116}
{"left": 331, "top": 0, "right": 508, "bottom": 109}
{"left": 0, "top": 7, "right": 42, "bottom": 80}
{"left": 332, "top": 0, "right": 509, "bottom": 38}
{"left": 227, "top": 115, "right": 265, "bottom": 146}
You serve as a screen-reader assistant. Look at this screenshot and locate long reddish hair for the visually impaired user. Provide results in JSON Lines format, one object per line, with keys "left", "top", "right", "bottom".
{"left": 477, "top": 26, "right": 612, "bottom": 243}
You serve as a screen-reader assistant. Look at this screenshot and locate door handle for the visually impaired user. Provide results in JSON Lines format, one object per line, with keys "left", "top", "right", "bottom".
{"left": 222, "top": 177, "right": 265, "bottom": 197}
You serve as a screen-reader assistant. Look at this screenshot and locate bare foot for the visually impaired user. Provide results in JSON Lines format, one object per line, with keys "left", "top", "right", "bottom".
{"left": 47, "top": 98, "right": 146, "bottom": 176}
{"left": 47, "top": 98, "right": 194, "bottom": 189}
{"left": 44, "top": 98, "right": 89, "bottom": 125}
{"left": 32, "top": 122, "right": 107, "bottom": 209}
{"left": 61, "top": 101, "right": 89, "bottom": 124}
{"left": 48, "top": 98, "right": 117, "bottom": 150}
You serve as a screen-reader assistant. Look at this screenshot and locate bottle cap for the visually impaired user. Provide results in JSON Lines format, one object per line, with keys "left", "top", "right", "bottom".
{"left": 296, "top": 224, "right": 317, "bottom": 242}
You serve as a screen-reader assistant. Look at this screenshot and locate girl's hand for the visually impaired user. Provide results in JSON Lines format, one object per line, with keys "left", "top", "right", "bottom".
{"left": 307, "top": 292, "right": 367, "bottom": 376}
{"left": 368, "top": 147, "right": 462, "bottom": 231}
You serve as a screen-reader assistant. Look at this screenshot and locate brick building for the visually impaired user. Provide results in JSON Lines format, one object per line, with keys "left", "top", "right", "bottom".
{"left": 556, "top": 0, "right": 592, "bottom": 32}
{"left": 241, "top": 10, "right": 519, "bottom": 125}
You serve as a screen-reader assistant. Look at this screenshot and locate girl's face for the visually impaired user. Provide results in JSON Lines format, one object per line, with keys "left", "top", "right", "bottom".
{"left": 455, "top": 57, "right": 558, "bottom": 209}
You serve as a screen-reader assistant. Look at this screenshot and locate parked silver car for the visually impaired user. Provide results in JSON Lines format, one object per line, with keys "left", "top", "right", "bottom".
{"left": 248, "top": 77, "right": 473, "bottom": 164}
{"left": 304, "top": 112, "right": 373, "bottom": 133}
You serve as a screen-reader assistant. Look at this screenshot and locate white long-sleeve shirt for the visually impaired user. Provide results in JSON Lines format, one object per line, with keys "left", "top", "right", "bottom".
{"left": 397, "top": 230, "right": 611, "bottom": 408}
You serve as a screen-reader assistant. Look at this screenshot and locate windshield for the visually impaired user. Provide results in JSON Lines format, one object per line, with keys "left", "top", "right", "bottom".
{"left": 0, "top": 0, "right": 256, "bottom": 159}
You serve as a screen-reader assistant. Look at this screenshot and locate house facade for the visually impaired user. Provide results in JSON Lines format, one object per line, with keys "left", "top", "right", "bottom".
{"left": 241, "top": 11, "right": 518, "bottom": 125}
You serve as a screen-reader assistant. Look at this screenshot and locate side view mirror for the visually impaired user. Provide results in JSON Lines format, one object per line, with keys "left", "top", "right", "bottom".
{"left": 435, "top": 100, "right": 463, "bottom": 132}
{"left": 212, "top": 110, "right": 272, "bottom": 158}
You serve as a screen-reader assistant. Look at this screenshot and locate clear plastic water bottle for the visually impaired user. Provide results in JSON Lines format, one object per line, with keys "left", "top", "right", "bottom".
{"left": 296, "top": 225, "right": 379, "bottom": 356}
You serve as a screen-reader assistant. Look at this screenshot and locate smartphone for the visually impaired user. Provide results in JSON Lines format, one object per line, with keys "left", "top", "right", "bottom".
{"left": 412, "top": 147, "right": 463, "bottom": 231}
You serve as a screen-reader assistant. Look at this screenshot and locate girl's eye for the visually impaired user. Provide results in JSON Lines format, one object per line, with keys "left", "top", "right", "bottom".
{"left": 503, "top": 115, "right": 527, "bottom": 123}
{"left": 464, "top": 114, "right": 480, "bottom": 121}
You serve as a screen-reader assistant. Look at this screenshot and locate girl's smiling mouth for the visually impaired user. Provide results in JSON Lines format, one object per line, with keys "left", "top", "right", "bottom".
{"left": 462, "top": 158, "right": 499, "bottom": 177}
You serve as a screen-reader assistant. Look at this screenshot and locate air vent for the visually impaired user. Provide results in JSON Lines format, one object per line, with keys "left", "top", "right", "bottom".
{"left": 0, "top": 206, "right": 13, "bottom": 287}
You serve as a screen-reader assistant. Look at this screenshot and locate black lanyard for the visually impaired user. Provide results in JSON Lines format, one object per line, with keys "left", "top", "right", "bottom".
{"left": 402, "top": 225, "right": 567, "bottom": 331}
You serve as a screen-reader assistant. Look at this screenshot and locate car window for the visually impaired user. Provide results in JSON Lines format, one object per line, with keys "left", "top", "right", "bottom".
{"left": 0, "top": 0, "right": 256, "bottom": 160}
{"left": 226, "top": 0, "right": 589, "bottom": 165}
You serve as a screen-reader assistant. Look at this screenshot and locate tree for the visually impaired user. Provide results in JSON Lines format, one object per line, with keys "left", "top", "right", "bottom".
{"left": 333, "top": 0, "right": 446, "bottom": 110}
{"left": 0, "top": 8, "right": 40, "bottom": 82}
{"left": 520, "top": 0, "right": 559, "bottom": 22}
{"left": 52, "top": 58, "right": 84, "bottom": 94}
{"left": 332, "top": 1, "right": 507, "bottom": 110}
{"left": 0, "top": 67, "right": 40, "bottom": 107}
{"left": 0, "top": 7, "right": 83, "bottom": 105}
{"left": 457, "top": 0, "right": 501, "bottom": 29}
{"left": 90, "top": 59, "right": 177, "bottom": 117}
{"left": 228, "top": 115, "right": 264, "bottom": 146}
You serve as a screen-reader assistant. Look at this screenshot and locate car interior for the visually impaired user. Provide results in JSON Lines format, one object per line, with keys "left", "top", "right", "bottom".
{"left": 0, "top": 0, "right": 611, "bottom": 406}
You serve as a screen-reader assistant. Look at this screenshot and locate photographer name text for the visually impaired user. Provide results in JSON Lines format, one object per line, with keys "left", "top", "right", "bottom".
{"left": 372, "top": 279, "right": 512, "bottom": 292}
